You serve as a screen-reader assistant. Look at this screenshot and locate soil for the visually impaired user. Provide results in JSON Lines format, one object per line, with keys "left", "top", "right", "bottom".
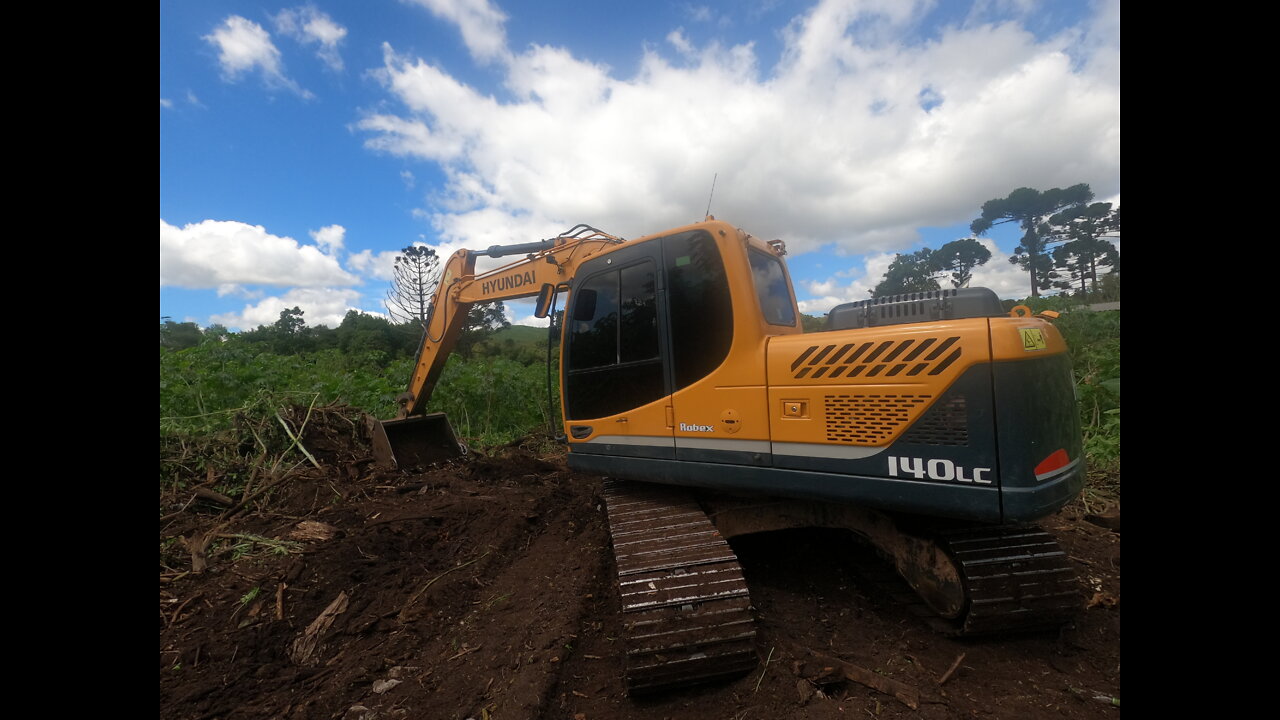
{"left": 160, "top": 417, "right": 1120, "bottom": 720}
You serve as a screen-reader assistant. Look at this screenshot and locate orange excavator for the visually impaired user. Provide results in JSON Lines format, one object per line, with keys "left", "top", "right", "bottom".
{"left": 372, "top": 217, "right": 1084, "bottom": 694}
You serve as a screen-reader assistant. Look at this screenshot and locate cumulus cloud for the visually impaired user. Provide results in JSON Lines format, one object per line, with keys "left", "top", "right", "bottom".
{"left": 796, "top": 251, "right": 896, "bottom": 314}
{"left": 274, "top": 5, "right": 348, "bottom": 71}
{"left": 210, "top": 288, "right": 365, "bottom": 330}
{"left": 160, "top": 219, "right": 357, "bottom": 289}
{"left": 347, "top": 231, "right": 519, "bottom": 285}
{"left": 360, "top": 0, "right": 1119, "bottom": 259}
{"left": 509, "top": 302, "right": 550, "bottom": 325}
{"left": 310, "top": 224, "right": 346, "bottom": 255}
{"left": 404, "top": 0, "right": 511, "bottom": 65}
{"left": 204, "top": 15, "right": 312, "bottom": 98}
{"left": 347, "top": 248, "right": 402, "bottom": 281}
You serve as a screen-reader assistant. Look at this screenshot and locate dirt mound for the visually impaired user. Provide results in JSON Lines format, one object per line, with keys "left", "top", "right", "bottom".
{"left": 160, "top": 433, "right": 1120, "bottom": 720}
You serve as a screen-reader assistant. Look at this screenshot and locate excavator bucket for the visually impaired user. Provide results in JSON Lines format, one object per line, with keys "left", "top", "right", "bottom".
{"left": 365, "top": 413, "right": 464, "bottom": 469}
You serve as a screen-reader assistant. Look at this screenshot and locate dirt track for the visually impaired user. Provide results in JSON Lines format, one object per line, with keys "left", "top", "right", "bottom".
{"left": 160, "top": 427, "right": 1120, "bottom": 720}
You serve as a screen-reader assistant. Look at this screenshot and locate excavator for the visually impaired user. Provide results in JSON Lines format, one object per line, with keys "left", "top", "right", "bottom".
{"left": 369, "top": 217, "right": 1085, "bottom": 695}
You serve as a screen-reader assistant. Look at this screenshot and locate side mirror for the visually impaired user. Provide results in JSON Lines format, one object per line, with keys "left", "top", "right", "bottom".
{"left": 534, "top": 283, "right": 556, "bottom": 318}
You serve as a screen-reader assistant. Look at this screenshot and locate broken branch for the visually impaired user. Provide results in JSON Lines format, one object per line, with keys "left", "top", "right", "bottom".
{"left": 755, "top": 646, "right": 775, "bottom": 693}
{"left": 397, "top": 552, "right": 491, "bottom": 622}
{"left": 792, "top": 644, "right": 920, "bottom": 710}
{"left": 288, "top": 591, "right": 350, "bottom": 665}
{"left": 937, "top": 652, "right": 966, "bottom": 686}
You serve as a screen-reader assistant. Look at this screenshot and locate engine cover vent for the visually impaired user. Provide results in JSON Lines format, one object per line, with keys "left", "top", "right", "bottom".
{"left": 900, "top": 395, "right": 969, "bottom": 446}
{"left": 824, "top": 393, "right": 930, "bottom": 445}
{"left": 827, "top": 287, "right": 1003, "bottom": 330}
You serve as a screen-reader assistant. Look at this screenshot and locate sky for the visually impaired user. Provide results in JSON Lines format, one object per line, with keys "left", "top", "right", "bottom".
{"left": 160, "top": 0, "right": 1120, "bottom": 331}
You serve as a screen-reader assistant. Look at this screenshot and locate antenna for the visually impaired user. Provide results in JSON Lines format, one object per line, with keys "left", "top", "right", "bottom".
{"left": 704, "top": 172, "right": 718, "bottom": 220}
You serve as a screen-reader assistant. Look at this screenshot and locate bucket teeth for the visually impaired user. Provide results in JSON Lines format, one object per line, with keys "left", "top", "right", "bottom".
{"left": 601, "top": 480, "right": 758, "bottom": 695}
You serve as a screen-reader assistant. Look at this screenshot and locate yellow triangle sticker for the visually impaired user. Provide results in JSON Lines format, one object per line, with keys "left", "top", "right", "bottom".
{"left": 1019, "top": 328, "right": 1047, "bottom": 351}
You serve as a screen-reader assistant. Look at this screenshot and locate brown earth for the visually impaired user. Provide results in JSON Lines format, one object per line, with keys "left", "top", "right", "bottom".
{"left": 160, "top": 418, "right": 1120, "bottom": 720}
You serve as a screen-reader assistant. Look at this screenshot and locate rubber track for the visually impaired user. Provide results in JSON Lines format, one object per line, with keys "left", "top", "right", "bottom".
{"left": 601, "top": 480, "right": 758, "bottom": 694}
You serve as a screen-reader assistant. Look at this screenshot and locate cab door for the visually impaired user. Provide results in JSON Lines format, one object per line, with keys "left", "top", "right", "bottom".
{"left": 563, "top": 240, "right": 674, "bottom": 459}
{"left": 663, "top": 229, "right": 773, "bottom": 467}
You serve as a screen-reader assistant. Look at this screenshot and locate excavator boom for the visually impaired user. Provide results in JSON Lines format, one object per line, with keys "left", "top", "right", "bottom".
{"left": 373, "top": 225, "right": 622, "bottom": 468}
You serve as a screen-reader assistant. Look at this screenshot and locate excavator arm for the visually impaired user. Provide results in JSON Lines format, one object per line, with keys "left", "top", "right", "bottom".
{"left": 372, "top": 224, "right": 623, "bottom": 467}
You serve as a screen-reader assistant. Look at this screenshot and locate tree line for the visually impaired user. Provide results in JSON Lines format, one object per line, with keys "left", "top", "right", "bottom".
{"left": 871, "top": 183, "right": 1120, "bottom": 299}
{"left": 160, "top": 301, "right": 515, "bottom": 359}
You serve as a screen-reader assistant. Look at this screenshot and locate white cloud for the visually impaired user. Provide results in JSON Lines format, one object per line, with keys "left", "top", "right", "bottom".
{"left": 360, "top": 0, "right": 1119, "bottom": 261}
{"left": 667, "top": 28, "right": 695, "bottom": 58}
{"left": 796, "top": 251, "right": 896, "bottom": 314}
{"left": 160, "top": 98, "right": 174, "bottom": 109}
{"left": 204, "top": 15, "right": 312, "bottom": 98}
{"left": 215, "top": 283, "right": 265, "bottom": 300}
{"left": 347, "top": 248, "right": 402, "bottom": 281}
{"left": 160, "top": 219, "right": 357, "bottom": 289}
{"left": 514, "top": 314, "right": 550, "bottom": 328}
{"left": 683, "top": 4, "right": 731, "bottom": 27}
{"left": 689, "top": 5, "right": 713, "bottom": 23}
{"left": 210, "top": 288, "right": 365, "bottom": 330}
{"left": 967, "top": 238, "right": 1036, "bottom": 298}
{"left": 507, "top": 299, "right": 549, "bottom": 328}
{"left": 400, "top": 170, "right": 416, "bottom": 189}
{"left": 347, "top": 238, "right": 476, "bottom": 283}
{"left": 404, "top": 0, "right": 511, "bottom": 65}
{"left": 274, "top": 5, "right": 348, "bottom": 72}
{"left": 310, "top": 224, "right": 346, "bottom": 255}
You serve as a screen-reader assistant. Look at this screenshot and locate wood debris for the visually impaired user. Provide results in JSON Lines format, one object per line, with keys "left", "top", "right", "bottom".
{"left": 288, "top": 591, "right": 350, "bottom": 665}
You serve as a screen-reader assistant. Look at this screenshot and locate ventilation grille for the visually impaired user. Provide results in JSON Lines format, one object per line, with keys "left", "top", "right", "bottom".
{"left": 824, "top": 394, "right": 931, "bottom": 445}
{"left": 790, "top": 337, "right": 962, "bottom": 381}
{"left": 900, "top": 395, "right": 969, "bottom": 446}
{"left": 826, "top": 287, "right": 1002, "bottom": 330}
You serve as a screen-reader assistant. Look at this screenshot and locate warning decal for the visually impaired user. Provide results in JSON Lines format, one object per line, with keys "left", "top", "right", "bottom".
{"left": 1019, "top": 328, "right": 1047, "bottom": 351}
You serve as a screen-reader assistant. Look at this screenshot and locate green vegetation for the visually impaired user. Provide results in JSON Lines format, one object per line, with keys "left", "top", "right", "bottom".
{"left": 160, "top": 305, "right": 557, "bottom": 492}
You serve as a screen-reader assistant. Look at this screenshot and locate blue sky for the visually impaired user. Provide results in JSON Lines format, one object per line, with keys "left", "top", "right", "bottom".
{"left": 160, "top": 0, "right": 1120, "bottom": 330}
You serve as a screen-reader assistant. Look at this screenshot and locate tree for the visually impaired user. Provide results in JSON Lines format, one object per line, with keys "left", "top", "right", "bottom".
{"left": 970, "top": 184, "right": 1094, "bottom": 297}
{"left": 386, "top": 245, "right": 441, "bottom": 327}
{"left": 273, "top": 306, "right": 306, "bottom": 336}
{"left": 456, "top": 301, "right": 511, "bottom": 357}
{"left": 337, "top": 310, "right": 398, "bottom": 357}
{"left": 160, "top": 319, "right": 204, "bottom": 350}
{"left": 933, "top": 238, "right": 992, "bottom": 289}
{"left": 1047, "top": 202, "right": 1120, "bottom": 296}
{"left": 800, "top": 314, "right": 826, "bottom": 333}
{"left": 870, "top": 248, "right": 941, "bottom": 297}
{"left": 269, "top": 306, "right": 309, "bottom": 353}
